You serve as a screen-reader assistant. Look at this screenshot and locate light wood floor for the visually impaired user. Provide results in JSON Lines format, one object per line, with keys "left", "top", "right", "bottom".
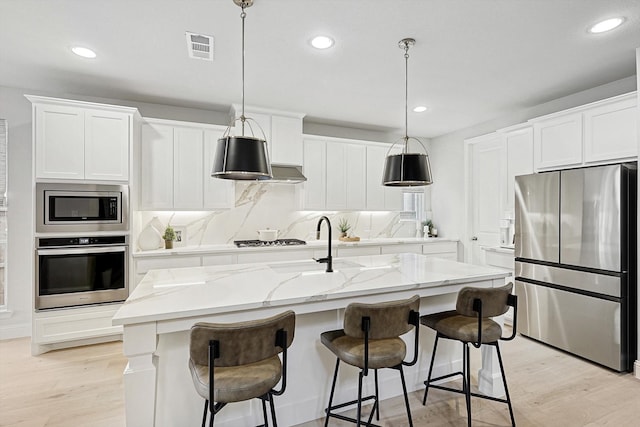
{"left": 1, "top": 334, "right": 639, "bottom": 427}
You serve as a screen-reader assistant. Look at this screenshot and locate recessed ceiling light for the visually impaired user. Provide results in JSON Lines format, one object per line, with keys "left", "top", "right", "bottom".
{"left": 588, "top": 17, "right": 625, "bottom": 34}
{"left": 71, "top": 46, "right": 97, "bottom": 58}
{"left": 310, "top": 35, "right": 334, "bottom": 49}
{"left": 413, "top": 106, "right": 428, "bottom": 113}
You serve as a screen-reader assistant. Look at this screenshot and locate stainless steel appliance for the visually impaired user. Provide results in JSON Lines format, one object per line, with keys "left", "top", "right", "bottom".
{"left": 234, "top": 239, "right": 306, "bottom": 247}
{"left": 36, "top": 235, "right": 129, "bottom": 309}
{"left": 514, "top": 163, "right": 636, "bottom": 371}
{"left": 36, "top": 183, "right": 128, "bottom": 233}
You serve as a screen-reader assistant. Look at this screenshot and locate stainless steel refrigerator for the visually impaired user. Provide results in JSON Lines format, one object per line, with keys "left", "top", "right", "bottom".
{"left": 514, "top": 163, "right": 637, "bottom": 372}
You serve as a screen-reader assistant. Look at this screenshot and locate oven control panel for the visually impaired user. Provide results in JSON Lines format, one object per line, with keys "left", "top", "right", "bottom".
{"left": 37, "top": 235, "right": 127, "bottom": 248}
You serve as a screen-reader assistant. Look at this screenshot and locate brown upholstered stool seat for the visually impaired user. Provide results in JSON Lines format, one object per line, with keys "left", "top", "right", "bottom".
{"left": 189, "top": 355, "right": 282, "bottom": 403}
{"left": 420, "top": 310, "right": 503, "bottom": 344}
{"left": 321, "top": 329, "right": 407, "bottom": 369}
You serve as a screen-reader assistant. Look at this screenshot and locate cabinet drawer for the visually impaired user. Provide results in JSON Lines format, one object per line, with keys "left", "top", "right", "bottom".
{"left": 336, "top": 246, "right": 380, "bottom": 257}
{"left": 380, "top": 244, "right": 423, "bottom": 255}
{"left": 422, "top": 242, "right": 458, "bottom": 255}
{"left": 202, "top": 254, "right": 237, "bottom": 266}
{"left": 237, "top": 249, "right": 315, "bottom": 264}
{"left": 424, "top": 253, "right": 458, "bottom": 261}
{"left": 33, "top": 305, "right": 122, "bottom": 344}
{"left": 136, "top": 255, "right": 201, "bottom": 274}
{"left": 484, "top": 250, "right": 514, "bottom": 270}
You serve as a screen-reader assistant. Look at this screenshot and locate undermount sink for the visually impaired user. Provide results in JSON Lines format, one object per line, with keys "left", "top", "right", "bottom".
{"left": 268, "top": 260, "right": 364, "bottom": 273}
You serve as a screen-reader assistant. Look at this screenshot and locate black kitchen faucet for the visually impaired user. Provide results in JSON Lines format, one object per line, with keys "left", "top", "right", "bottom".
{"left": 315, "top": 216, "right": 333, "bottom": 273}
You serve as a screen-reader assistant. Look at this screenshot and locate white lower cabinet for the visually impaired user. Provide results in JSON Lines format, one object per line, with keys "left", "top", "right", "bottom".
{"left": 236, "top": 249, "right": 315, "bottom": 264}
{"left": 202, "top": 254, "right": 237, "bottom": 266}
{"left": 422, "top": 241, "right": 459, "bottom": 261}
{"left": 380, "top": 243, "right": 422, "bottom": 255}
{"left": 32, "top": 304, "right": 123, "bottom": 355}
{"left": 336, "top": 246, "right": 381, "bottom": 257}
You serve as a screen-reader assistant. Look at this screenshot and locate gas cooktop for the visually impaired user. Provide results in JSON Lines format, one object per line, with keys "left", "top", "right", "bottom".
{"left": 234, "top": 239, "right": 307, "bottom": 248}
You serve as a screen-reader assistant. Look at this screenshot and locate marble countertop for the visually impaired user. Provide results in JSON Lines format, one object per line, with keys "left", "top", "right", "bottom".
{"left": 113, "top": 253, "right": 507, "bottom": 326}
{"left": 132, "top": 237, "right": 458, "bottom": 258}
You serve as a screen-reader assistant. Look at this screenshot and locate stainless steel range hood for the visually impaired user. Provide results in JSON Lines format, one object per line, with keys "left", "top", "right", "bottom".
{"left": 269, "top": 164, "right": 307, "bottom": 183}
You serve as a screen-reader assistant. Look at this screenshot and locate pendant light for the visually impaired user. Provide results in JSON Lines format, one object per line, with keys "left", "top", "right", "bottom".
{"left": 382, "top": 38, "right": 433, "bottom": 187}
{"left": 211, "top": 0, "right": 272, "bottom": 180}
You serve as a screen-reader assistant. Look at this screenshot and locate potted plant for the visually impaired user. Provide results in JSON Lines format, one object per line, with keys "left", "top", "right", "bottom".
{"left": 338, "top": 218, "right": 351, "bottom": 238}
{"left": 162, "top": 225, "right": 176, "bottom": 249}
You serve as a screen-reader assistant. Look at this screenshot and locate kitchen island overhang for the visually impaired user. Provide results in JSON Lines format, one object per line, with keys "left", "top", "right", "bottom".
{"left": 113, "top": 253, "right": 510, "bottom": 427}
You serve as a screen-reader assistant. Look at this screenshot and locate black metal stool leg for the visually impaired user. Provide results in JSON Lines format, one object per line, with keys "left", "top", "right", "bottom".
{"left": 202, "top": 400, "right": 208, "bottom": 427}
{"left": 465, "top": 344, "right": 471, "bottom": 427}
{"left": 356, "top": 370, "right": 364, "bottom": 426}
{"left": 399, "top": 365, "right": 414, "bottom": 427}
{"left": 423, "top": 334, "right": 440, "bottom": 405}
{"left": 268, "top": 393, "right": 278, "bottom": 427}
{"left": 324, "top": 357, "right": 340, "bottom": 427}
{"left": 374, "top": 369, "right": 380, "bottom": 421}
{"left": 496, "top": 343, "right": 516, "bottom": 427}
{"left": 261, "top": 396, "right": 269, "bottom": 427}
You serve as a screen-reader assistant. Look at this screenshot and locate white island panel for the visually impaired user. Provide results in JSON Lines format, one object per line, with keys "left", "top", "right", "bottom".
{"left": 114, "top": 253, "right": 510, "bottom": 427}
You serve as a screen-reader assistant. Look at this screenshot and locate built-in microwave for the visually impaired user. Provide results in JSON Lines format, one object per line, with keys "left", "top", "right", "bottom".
{"left": 36, "top": 183, "right": 128, "bottom": 233}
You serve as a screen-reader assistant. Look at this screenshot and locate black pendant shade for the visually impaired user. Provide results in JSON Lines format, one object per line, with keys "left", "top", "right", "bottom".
{"left": 211, "top": 136, "right": 272, "bottom": 180}
{"left": 382, "top": 152, "right": 433, "bottom": 186}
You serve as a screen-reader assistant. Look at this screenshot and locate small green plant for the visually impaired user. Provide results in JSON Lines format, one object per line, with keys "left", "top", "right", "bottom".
{"left": 422, "top": 220, "right": 433, "bottom": 229}
{"left": 162, "top": 225, "right": 176, "bottom": 241}
{"left": 338, "top": 217, "right": 351, "bottom": 233}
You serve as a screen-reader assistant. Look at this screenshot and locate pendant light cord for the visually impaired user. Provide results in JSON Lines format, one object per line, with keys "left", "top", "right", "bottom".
{"left": 240, "top": 5, "right": 247, "bottom": 135}
{"left": 403, "top": 41, "right": 410, "bottom": 153}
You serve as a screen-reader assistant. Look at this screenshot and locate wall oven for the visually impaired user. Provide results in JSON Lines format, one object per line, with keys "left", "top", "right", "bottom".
{"left": 36, "top": 183, "right": 128, "bottom": 233}
{"left": 36, "top": 235, "right": 129, "bottom": 310}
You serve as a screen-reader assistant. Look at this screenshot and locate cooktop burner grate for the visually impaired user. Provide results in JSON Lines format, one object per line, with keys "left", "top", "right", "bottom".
{"left": 234, "top": 239, "right": 307, "bottom": 247}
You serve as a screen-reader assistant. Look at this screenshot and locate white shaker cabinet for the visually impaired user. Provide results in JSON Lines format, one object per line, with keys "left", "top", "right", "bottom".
{"left": 302, "top": 139, "right": 326, "bottom": 209}
{"left": 28, "top": 95, "right": 136, "bottom": 181}
{"left": 140, "top": 119, "right": 234, "bottom": 210}
{"left": 365, "top": 144, "right": 403, "bottom": 211}
{"left": 503, "top": 126, "right": 534, "bottom": 213}
{"left": 583, "top": 95, "right": 637, "bottom": 163}
{"left": 140, "top": 122, "right": 174, "bottom": 209}
{"left": 325, "top": 142, "right": 366, "bottom": 210}
{"left": 533, "top": 112, "right": 583, "bottom": 170}
{"left": 270, "top": 115, "right": 303, "bottom": 165}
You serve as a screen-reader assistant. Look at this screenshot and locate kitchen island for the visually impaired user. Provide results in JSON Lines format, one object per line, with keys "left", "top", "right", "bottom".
{"left": 113, "top": 253, "right": 510, "bottom": 427}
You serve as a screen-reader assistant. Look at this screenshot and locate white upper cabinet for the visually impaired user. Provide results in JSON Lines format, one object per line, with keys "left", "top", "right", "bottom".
{"left": 583, "top": 95, "right": 637, "bottom": 163}
{"left": 531, "top": 92, "right": 637, "bottom": 171}
{"left": 28, "top": 95, "right": 136, "bottom": 182}
{"left": 204, "top": 129, "right": 235, "bottom": 209}
{"left": 503, "top": 126, "right": 534, "bottom": 213}
{"left": 231, "top": 106, "right": 305, "bottom": 165}
{"left": 533, "top": 112, "right": 583, "bottom": 170}
{"left": 303, "top": 137, "right": 396, "bottom": 211}
{"left": 140, "top": 119, "right": 234, "bottom": 210}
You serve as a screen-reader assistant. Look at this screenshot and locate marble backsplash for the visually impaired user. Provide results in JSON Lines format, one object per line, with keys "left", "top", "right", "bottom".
{"left": 134, "top": 182, "right": 420, "bottom": 251}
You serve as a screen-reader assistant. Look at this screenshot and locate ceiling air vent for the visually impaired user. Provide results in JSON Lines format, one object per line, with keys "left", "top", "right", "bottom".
{"left": 186, "top": 32, "right": 214, "bottom": 61}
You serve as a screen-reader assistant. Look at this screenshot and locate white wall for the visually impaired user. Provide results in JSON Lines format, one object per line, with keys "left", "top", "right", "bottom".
{"left": 430, "top": 75, "right": 637, "bottom": 259}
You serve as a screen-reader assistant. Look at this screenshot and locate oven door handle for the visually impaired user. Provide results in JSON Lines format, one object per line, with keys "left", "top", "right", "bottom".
{"left": 37, "top": 246, "right": 127, "bottom": 256}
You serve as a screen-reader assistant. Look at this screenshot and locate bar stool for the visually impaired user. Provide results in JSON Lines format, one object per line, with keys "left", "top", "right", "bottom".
{"left": 188, "top": 310, "right": 296, "bottom": 427}
{"left": 420, "top": 283, "right": 517, "bottom": 427}
{"left": 320, "top": 295, "right": 420, "bottom": 427}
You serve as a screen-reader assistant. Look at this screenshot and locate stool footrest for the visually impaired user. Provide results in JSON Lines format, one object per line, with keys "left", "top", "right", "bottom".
{"left": 326, "top": 394, "right": 376, "bottom": 412}
{"left": 326, "top": 394, "right": 379, "bottom": 426}
{"left": 428, "top": 383, "right": 510, "bottom": 405}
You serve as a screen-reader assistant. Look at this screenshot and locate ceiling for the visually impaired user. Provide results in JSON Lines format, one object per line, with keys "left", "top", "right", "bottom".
{"left": 1, "top": 0, "right": 639, "bottom": 138}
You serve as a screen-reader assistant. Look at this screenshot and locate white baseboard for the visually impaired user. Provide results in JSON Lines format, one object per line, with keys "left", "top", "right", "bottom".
{"left": 634, "top": 360, "right": 640, "bottom": 380}
{"left": 0, "top": 322, "right": 30, "bottom": 340}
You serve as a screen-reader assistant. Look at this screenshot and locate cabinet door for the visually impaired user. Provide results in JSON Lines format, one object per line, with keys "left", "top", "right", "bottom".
{"left": 173, "top": 127, "right": 204, "bottom": 209}
{"left": 366, "top": 145, "right": 386, "bottom": 210}
{"left": 384, "top": 145, "right": 404, "bottom": 210}
{"left": 85, "top": 110, "right": 130, "bottom": 181}
{"left": 303, "top": 140, "right": 326, "bottom": 209}
{"left": 270, "top": 115, "right": 303, "bottom": 165}
{"left": 584, "top": 97, "right": 638, "bottom": 163}
{"left": 533, "top": 113, "right": 582, "bottom": 170}
{"left": 346, "top": 144, "right": 366, "bottom": 210}
{"left": 140, "top": 122, "right": 174, "bottom": 209}
{"left": 505, "top": 127, "right": 533, "bottom": 213}
{"left": 203, "top": 129, "right": 235, "bottom": 209}
{"left": 326, "top": 142, "right": 347, "bottom": 210}
{"left": 34, "top": 104, "right": 85, "bottom": 179}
